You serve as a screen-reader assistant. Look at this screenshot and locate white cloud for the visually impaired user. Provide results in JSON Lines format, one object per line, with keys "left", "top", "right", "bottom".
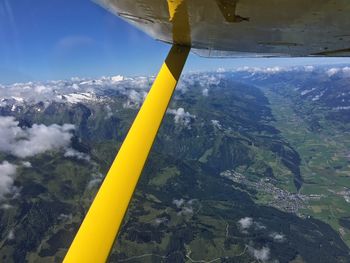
{"left": 343, "top": 67, "right": 350, "bottom": 76}
{"left": 178, "top": 206, "right": 193, "bottom": 216}
{"left": 111, "top": 75, "right": 124, "bottom": 83}
{"left": 0, "top": 116, "right": 75, "bottom": 158}
{"left": 248, "top": 246, "right": 270, "bottom": 262}
{"left": 254, "top": 222, "right": 267, "bottom": 230}
{"left": 300, "top": 88, "right": 316, "bottom": 96}
{"left": 7, "top": 229, "right": 15, "bottom": 240}
{"left": 21, "top": 161, "right": 31, "bottom": 168}
{"left": 58, "top": 213, "right": 73, "bottom": 221}
{"left": 176, "top": 73, "right": 222, "bottom": 93}
{"left": 304, "top": 65, "right": 315, "bottom": 72}
{"left": 270, "top": 232, "right": 285, "bottom": 242}
{"left": 1, "top": 204, "right": 13, "bottom": 210}
{"left": 202, "top": 88, "right": 209, "bottom": 96}
{"left": 211, "top": 120, "right": 222, "bottom": 129}
{"left": 238, "top": 217, "right": 253, "bottom": 230}
{"left": 237, "top": 217, "right": 267, "bottom": 233}
{"left": 72, "top": 83, "right": 80, "bottom": 90}
{"left": 123, "top": 89, "right": 147, "bottom": 109}
{"left": 168, "top": 108, "right": 195, "bottom": 128}
{"left": 154, "top": 217, "right": 168, "bottom": 225}
{"left": 105, "top": 105, "right": 113, "bottom": 119}
{"left": 64, "top": 148, "right": 90, "bottom": 161}
{"left": 312, "top": 90, "right": 325, "bottom": 101}
{"left": 34, "top": 85, "right": 50, "bottom": 94}
{"left": 236, "top": 66, "right": 287, "bottom": 74}
{"left": 197, "top": 74, "right": 221, "bottom": 87}
{"left": 327, "top": 68, "right": 340, "bottom": 77}
{"left": 335, "top": 106, "right": 350, "bottom": 110}
{"left": 217, "top": 67, "right": 226, "bottom": 73}
{"left": 87, "top": 172, "right": 103, "bottom": 189}
{"left": 0, "top": 161, "right": 17, "bottom": 199}
{"left": 71, "top": 77, "right": 82, "bottom": 82}
{"left": 173, "top": 198, "right": 185, "bottom": 208}
{"left": 15, "top": 124, "right": 74, "bottom": 158}
{"left": 326, "top": 67, "right": 350, "bottom": 77}
{"left": 173, "top": 198, "right": 196, "bottom": 216}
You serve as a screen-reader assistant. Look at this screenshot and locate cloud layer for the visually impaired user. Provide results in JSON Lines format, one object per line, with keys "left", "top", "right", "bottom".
{"left": 1, "top": 65, "right": 348, "bottom": 114}
{"left": 0, "top": 75, "right": 153, "bottom": 109}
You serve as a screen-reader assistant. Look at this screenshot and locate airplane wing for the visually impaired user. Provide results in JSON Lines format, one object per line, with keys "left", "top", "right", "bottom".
{"left": 95, "top": 0, "right": 350, "bottom": 57}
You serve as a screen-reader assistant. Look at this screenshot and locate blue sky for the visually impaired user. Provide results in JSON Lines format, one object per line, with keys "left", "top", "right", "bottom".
{"left": 0, "top": 0, "right": 349, "bottom": 84}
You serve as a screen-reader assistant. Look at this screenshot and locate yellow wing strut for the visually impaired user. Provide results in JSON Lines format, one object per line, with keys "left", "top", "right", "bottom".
{"left": 63, "top": 45, "right": 189, "bottom": 263}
